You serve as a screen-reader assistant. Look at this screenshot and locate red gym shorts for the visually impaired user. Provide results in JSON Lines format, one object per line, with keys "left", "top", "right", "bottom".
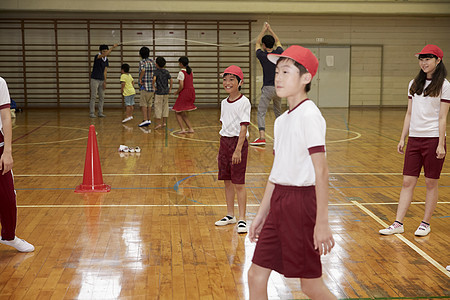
{"left": 252, "top": 184, "right": 321, "bottom": 278}
{"left": 403, "top": 137, "right": 446, "bottom": 179}
{"left": 218, "top": 136, "right": 248, "bottom": 184}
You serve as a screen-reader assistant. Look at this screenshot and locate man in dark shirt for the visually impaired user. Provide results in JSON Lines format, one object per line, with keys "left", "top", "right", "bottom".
{"left": 90, "top": 43, "right": 118, "bottom": 118}
{"left": 250, "top": 23, "right": 283, "bottom": 146}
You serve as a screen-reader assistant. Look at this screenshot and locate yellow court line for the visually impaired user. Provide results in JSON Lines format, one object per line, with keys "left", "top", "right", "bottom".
{"left": 351, "top": 200, "right": 450, "bottom": 278}
{"left": 13, "top": 172, "right": 450, "bottom": 177}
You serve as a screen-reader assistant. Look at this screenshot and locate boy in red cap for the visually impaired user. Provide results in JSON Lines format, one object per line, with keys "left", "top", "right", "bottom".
{"left": 215, "top": 65, "right": 251, "bottom": 234}
{"left": 248, "top": 46, "right": 336, "bottom": 299}
{"left": 379, "top": 44, "right": 449, "bottom": 236}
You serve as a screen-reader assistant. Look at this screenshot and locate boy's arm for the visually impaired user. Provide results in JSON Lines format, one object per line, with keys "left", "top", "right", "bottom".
{"left": 255, "top": 23, "right": 269, "bottom": 50}
{"left": 169, "top": 78, "right": 173, "bottom": 93}
{"left": 310, "top": 152, "right": 334, "bottom": 255}
{"left": 121, "top": 81, "right": 125, "bottom": 94}
{"left": 437, "top": 101, "right": 450, "bottom": 159}
{"left": 248, "top": 180, "right": 275, "bottom": 242}
{"left": 266, "top": 24, "right": 282, "bottom": 48}
{"left": 152, "top": 76, "right": 156, "bottom": 90}
{"left": 232, "top": 124, "right": 248, "bottom": 165}
{"left": 0, "top": 108, "right": 13, "bottom": 175}
{"left": 103, "top": 67, "right": 108, "bottom": 89}
{"left": 97, "top": 43, "right": 119, "bottom": 59}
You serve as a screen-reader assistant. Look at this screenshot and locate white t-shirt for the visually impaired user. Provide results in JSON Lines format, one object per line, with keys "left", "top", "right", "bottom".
{"left": 408, "top": 78, "right": 450, "bottom": 137}
{"left": 177, "top": 69, "right": 186, "bottom": 81}
{"left": 219, "top": 94, "right": 251, "bottom": 137}
{"left": 269, "top": 99, "right": 326, "bottom": 187}
{"left": 0, "top": 77, "right": 11, "bottom": 135}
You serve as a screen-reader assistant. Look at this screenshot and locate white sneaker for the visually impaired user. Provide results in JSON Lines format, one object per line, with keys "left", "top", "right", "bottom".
{"left": 0, "top": 236, "right": 34, "bottom": 252}
{"left": 446, "top": 265, "right": 450, "bottom": 271}
{"left": 237, "top": 220, "right": 247, "bottom": 234}
{"left": 379, "top": 222, "right": 404, "bottom": 235}
{"left": 414, "top": 223, "right": 431, "bottom": 236}
{"left": 138, "top": 120, "right": 151, "bottom": 127}
{"left": 215, "top": 215, "right": 237, "bottom": 226}
{"left": 122, "top": 116, "right": 133, "bottom": 123}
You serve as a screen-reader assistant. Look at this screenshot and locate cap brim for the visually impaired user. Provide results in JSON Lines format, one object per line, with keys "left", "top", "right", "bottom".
{"left": 267, "top": 53, "right": 288, "bottom": 64}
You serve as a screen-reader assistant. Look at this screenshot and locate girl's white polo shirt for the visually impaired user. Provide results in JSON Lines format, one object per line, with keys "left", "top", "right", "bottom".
{"left": 219, "top": 94, "right": 251, "bottom": 137}
{"left": 0, "top": 77, "right": 11, "bottom": 132}
{"left": 408, "top": 78, "right": 450, "bottom": 137}
{"left": 269, "top": 99, "right": 326, "bottom": 187}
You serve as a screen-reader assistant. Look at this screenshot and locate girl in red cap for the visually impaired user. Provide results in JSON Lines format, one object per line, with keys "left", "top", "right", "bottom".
{"left": 380, "top": 44, "right": 449, "bottom": 236}
{"left": 215, "top": 65, "right": 251, "bottom": 234}
{"left": 248, "top": 46, "right": 335, "bottom": 299}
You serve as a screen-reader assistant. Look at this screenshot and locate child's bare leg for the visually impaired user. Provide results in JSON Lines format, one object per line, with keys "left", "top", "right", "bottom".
{"left": 175, "top": 112, "right": 186, "bottom": 132}
{"left": 423, "top": 177, "right": 439, "bottom": 223}
{"left": 224, "top": 180, "right": 235, "bottom": 216}
{"left": 181, "top": 112, "right": 194, "bottom": 132}
{"left": 395, "top": 175, "right": 418, "bottom": 222}
{"left": 163, "top": 117, "right": 167, "bottom": 126}
{"left": 301, "top": 277, "right": 336, "bottom": 300}
{"left": 234, "top": 183, "right": 247, "bottom": 220}
{"left": 141, "top": 106, "right": 148, "bottom": 120}
{"left": 126, "top": 106, "right": 133, "bottom": 118}
{"left": 248, "top": 263, "right": 271, "bottom": 300}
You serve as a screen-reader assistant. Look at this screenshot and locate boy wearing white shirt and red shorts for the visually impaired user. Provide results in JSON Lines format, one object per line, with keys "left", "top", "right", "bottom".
{"left": 247, "top": 46, "right": 335, "bottom": 299}
{"left": 0, "top": 77, "right": 34, "bottom": 252}
{"left": 215, "top": 65, "right": 251, "bottom": 234}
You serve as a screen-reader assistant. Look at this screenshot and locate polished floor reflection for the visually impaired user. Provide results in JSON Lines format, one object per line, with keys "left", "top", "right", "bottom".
{"left": 0, "top": 107, "right": 448, "bottom": 299}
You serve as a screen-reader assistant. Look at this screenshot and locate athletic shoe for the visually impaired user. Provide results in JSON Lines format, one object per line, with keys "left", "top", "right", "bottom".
{"left": 122, "top": 116, "right": 133, "bottom": 123}
{"left": 89, "top": 113, "right": 96, "bottom": 118}
{"left": 414, "top": 223, "right": 431, "bottom": 236}
{"left": 379, "top": 221, "right": 404, "bottom": 235}
{"left": 135, "top": 147, "right": 141, "bottom": 153}
{"left": 237, "top": 220, "right": 247, "bottom": 234}
{"left": 249, "top": 138, "right": 266, "bottom": 146}
{"left": 138, "top": 120, "right": 151, "bottom": 127}
{"left": 215, "top": 215, "right": 237, "bottom": 226}
{"left": 118, "top": 145, "right": 129, "bottom": 152}
{"left": 446, "top": 265, "right": 450, "bottom": 271}
{"left": 0, "top": 236, "right": 34, "bottom": 252}
{"left": 98, "top": 113, "right": 106, "bottom": 117}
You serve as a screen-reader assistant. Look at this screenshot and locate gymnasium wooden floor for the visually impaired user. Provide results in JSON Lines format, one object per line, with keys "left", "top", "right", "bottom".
{"left": 1, "top": 105, "right": 449, "bottom": 299}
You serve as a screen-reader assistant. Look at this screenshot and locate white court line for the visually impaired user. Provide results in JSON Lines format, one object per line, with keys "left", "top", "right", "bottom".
{"left": 351, "top": 200, "right": 450, "bottom": 278}
{"left": 13, "top": 172, "right": 450, "bottom": 177}
{"left": 16, "top": 201, "right": 450, "bottom": 208}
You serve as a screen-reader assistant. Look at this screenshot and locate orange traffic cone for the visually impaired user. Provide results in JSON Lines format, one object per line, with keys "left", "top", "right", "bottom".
{"left": 75, "top": 125, "right": 111, "bottom": 193}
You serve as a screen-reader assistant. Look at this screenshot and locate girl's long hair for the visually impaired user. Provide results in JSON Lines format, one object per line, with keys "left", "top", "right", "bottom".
{"left": 410, "top": 55, "right": 447, "bottom": 97}
{"left": 178, "top": 56, "right": 192, "bottom": 75}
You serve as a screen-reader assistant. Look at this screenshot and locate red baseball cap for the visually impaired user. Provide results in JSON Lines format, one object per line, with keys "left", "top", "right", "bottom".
{"left": 415, "top": 44, "right": 443, "bottom": 59}
{"left": 268, "top": 45, "right": 319, "bottom": 77}
{"left": 221, "top": 65, "right": 244, "bottom": 81}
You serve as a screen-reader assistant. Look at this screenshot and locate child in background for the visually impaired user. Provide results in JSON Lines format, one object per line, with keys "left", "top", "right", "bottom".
{"left": 138, "top": 46, "right": 156, "bottom": 127}
{"left": 215, "top": 65, "right": 251, "bottom": 234}
{"left": 173, "top": 56, "right": 196, "bottom": 134}
{"left": 247, "top": 46, "right": 335, "bottom": 299}
{"left": 379, "top": 44, "right": 449, "bottom": 236}
{"left": 120, "top": 63, "right": 136, "bottom": 123}
{"left": 152, "top": 56, "right": 173, "bottom": 129}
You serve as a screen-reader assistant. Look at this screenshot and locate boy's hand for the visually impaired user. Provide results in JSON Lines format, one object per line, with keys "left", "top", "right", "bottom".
{"left": 0, "top": 152, "right": 13, "bottom": 175}
{"left": 103, "top": 82, "right": 107, "bottom": 89}
{"left": 436, "top": 145, "right": 446, "bottom": 159}
{"left": 313, "top": 223, "right": 334, "bottom": 255}
{"left": 397, "top": 140, "right": 405, "bottom": 154}
{"left": 248, "top": 214, "right": 266, "bottom": 243}
{"left": 232, "top": 150, "right": 241, "bottom": 164}
{"left": 113, "top": 43, "right": 119, "bottom": 48}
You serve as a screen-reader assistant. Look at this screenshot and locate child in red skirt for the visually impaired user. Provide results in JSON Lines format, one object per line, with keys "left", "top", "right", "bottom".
{"left": 248, "top": 46, "right": 335, "bottom": 299}
{"left": 173, "top": 56, "right": 196, "bottom": 134}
